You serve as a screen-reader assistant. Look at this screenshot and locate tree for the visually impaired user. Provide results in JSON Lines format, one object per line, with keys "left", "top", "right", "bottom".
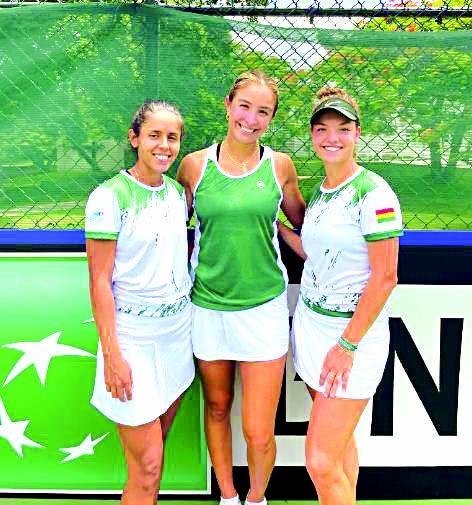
{"left": 356, "top": 0, "right": 472, "bottom": 178}
{"left": 0, "top": 3, "right": 237, "bottom": 226}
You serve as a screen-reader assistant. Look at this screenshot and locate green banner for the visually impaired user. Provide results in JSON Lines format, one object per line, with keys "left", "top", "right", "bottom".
{"left": 0, "top": 254, "right": 208, "bottom": 493}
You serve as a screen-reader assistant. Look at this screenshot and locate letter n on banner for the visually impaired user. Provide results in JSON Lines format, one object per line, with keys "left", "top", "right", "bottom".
{"left": 371, "top": 318, "right": 463, "bottom": 436}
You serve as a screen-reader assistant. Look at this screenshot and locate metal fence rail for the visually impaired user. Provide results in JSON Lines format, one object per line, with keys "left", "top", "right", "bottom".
{"left": 0, "top": 0, "right": 471, "bottom": 230}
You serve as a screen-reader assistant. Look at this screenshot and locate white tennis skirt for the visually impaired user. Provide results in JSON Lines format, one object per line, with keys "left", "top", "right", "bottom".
{"left": 91, "top": 303, "right": 195, "bottom": 427}
{"left": 291, "top": 300, "right": 390, "bottom": 399}
{"left": 192, "top": 291, "right": 289, "bottom": 362}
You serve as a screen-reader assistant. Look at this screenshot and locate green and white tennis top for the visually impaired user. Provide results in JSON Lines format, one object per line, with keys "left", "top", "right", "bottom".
{"left": 85, "top": 171, "right": 191, "bottom": 317}
{"left": 191, "top": 144, "right": 287, "bottom": 311}
{"left": 300, "top": 166, "right": 403, "bottom": 317}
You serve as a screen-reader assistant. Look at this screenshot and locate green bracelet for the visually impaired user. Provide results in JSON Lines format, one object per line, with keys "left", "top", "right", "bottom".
{"left": 338, "top": 336, "right": 358, "bottom": 352}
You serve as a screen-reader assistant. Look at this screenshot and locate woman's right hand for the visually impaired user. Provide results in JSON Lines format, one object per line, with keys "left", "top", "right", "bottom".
{"left": 104, "top": 352, "right": 133, "bottom": 402}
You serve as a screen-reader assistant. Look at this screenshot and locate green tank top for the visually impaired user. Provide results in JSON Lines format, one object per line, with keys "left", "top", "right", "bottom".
{"left": 191, "top": 144, "right": 287, "bottom": 311}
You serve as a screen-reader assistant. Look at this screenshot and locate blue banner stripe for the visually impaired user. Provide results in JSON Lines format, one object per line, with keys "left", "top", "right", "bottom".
{"left": 0, "top": 229, "right": 471, "bottom": 247}
{"left": 0, "top": 229, "right": 85, "bottom": 245}
{"left": 399, "top": 230, "right": 472, "bottom": 247}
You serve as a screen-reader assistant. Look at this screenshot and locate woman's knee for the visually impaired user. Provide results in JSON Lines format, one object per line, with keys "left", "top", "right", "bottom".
{"left": 243, "top": 427, "right": 274, "bottom": 453}
{"left": 205, "top": 391, "right": 234, "bottom": 422}
{"left": 131, "top": 452, "right": 163, "bottom": 494}
{"left": 305, "top": 450, "right": 340, "bottom": 485}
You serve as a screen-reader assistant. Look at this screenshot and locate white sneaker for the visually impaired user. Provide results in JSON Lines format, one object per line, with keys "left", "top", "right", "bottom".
{"left": 245, "top": 498, "right": 267, "bottom": 505}
{"left": 219, "top": 495, "right": 241, "bottom": 505}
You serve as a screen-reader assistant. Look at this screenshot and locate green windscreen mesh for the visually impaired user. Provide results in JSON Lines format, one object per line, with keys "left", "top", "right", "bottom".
{"left": 0, "top": 4, "right": 471, "bottom": 230}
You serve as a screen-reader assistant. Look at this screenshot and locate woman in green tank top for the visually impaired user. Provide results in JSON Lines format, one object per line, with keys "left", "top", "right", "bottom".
{"left": 178, "top": 70, "right": 305, "bottom": 505}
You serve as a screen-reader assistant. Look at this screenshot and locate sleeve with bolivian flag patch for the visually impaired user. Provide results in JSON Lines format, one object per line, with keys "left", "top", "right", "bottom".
{"left": 85, "top": 186, "right": 121, "bottom": 240}
{"left": 360, "top": 180, "right": 403, "bottom": 242}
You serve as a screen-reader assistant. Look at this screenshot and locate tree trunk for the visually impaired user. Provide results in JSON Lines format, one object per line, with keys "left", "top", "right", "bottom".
{"left": 445, "top": 127, "right": 466, "bottom": 180}
{"left": 430, "top": 141, "right": 442, "bottom": 180}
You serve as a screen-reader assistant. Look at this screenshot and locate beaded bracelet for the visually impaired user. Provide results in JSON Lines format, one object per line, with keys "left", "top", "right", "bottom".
{"left": 338, "top": 336, "right": 358, "bottom": 352}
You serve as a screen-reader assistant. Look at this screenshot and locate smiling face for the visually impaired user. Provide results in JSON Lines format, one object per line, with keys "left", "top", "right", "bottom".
{"left": 225, "top": 82, "right": 276, "bottom": 144}
{"left": 311, "top": 110, "right": 361, "bottom": 166}
{"left": 128, "top": 110, "right": 182, "bottom": 182}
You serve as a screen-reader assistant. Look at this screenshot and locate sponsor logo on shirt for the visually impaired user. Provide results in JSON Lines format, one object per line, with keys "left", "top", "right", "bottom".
{"left": 257, "top": 180, "right": 265, "bottom": 189}
{"left": 89, "top": 210, "right": 104, "bottom": 223}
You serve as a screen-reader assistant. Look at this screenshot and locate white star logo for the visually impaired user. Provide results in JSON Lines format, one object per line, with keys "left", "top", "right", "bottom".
{"left": 0, "top": 397, "right": 43, "bottom": 457}
{"left": 59, "top": 432, "right": 109, "bottom": 463}
{"left": 2, "top": 331, "right": 94, "bottom": 387}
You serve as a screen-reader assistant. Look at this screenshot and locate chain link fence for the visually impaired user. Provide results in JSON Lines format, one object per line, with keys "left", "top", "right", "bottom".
{"left": 0, "top": 0, "right": 471, "bottom": 230}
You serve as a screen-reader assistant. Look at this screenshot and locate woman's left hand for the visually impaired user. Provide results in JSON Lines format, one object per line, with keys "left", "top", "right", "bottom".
{"left": 319, "top": 344, "right": 354, "bottom": 398}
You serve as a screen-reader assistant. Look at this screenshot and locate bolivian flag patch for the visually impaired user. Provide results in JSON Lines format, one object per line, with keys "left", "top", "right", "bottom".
{"left": 376, "top": 207, "right": 396, "bottom": 223}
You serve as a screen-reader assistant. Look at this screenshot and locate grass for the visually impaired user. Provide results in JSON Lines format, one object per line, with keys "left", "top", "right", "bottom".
{"left": 294, "top": 159, "right": 472, "bottom": 231}
{"left": 1, "top": 161, "right": 471, "bottom": 231}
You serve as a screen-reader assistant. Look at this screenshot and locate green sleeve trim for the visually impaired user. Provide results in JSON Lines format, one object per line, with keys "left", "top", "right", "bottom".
{"left": 85, "top": 231, "right": 118, "bottom": 240}
{"left": 364, "top": 229, "right": 404, "bottom": 242}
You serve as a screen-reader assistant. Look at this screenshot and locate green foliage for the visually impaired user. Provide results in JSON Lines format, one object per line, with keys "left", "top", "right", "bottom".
{"left": 1, "top": 1, "right": 471, "bottom": 230}
{"left": 223, "top": 4, "right": 471, "bottom": 229}
{"left": 317, "top": 0, "right": 472, "bottom": 178}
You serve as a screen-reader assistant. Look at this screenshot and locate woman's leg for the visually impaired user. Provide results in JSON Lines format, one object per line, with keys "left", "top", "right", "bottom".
{"left": 199, "top": 359, "right": 237, "bottom": 499}
{"left": 117, "top": 418, "right": 164, "bottom": 505}
{"left": 304, "top": 387, "right": 368, "bottom": 505}
{"left": 160, "top": 395, "right": 182, "bottom": 441}
{"left": 240, "top": 354, "right": 287, "bottom": 503}
{"left": 307, "top": 386, "right": 360, "bottom": 494}
{"left": 342, "top": 436, "right": 359, "bottom": 492}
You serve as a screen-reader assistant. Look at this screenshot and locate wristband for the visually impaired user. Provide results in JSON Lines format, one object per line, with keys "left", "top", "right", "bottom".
{"left": 338, "top": 336, "right": 358, "bottom": 352}
{"left": 336, "top": 343, "right": 354, "bottom": 357}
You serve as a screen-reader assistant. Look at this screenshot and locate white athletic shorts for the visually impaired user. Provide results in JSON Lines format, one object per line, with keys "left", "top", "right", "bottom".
{"left": 192, "top": 291, "right": 289, "bottom": 362}
{"left": 91, "top": 303, "right": 195, "bottom": 427}
{"left": 291, "top": 299, "right": 389, "bottom": 399}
